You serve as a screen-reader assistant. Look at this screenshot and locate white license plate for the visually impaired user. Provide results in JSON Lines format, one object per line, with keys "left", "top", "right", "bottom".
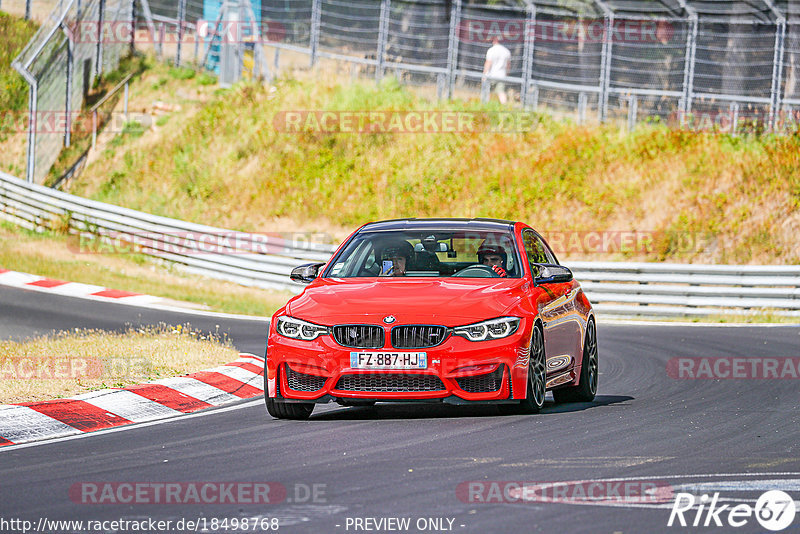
{"left": 350, "top": 352, "right": 427, "bottom": 369}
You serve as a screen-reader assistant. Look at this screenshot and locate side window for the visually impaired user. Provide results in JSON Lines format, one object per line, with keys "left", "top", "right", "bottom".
{"left": 522, "top": 230, "right": 550, "bottom": 275}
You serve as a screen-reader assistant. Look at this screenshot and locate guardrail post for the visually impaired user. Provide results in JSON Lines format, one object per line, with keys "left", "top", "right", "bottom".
{"left": 598, "top": 12, "right": 613, "bottom": 122}
{"left": 95, "top": 0, "right": 106, "bottom": 77}
{"left": 175, "top": 0, "right": 188, "bottom": 67}
{"left": 769, "top": 18, "right": 786, "bottom": 131}
{"left": 445, "top": 0, "right": 461, "bottom": 99}
{"left": 25, "top": 0, "right": 31, "bottom": 20}
{"left": 680, "top": 14, "right": 697, "bottom": 123}
{"left": 375, "top": 0, "right": 389, "bottom": 82}
{"left": 520, "top": 3, "right": 535, "bottom": 108}
{"left": 309, "top": 0, "right": 321, "bottom": 67}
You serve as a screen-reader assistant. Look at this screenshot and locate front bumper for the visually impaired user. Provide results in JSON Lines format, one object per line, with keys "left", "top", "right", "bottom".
{"left": 266, "top": 327, "right": 533, "bottom": 403}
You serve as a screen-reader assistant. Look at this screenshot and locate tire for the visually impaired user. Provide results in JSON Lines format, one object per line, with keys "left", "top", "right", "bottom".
{"left": 264, "top": 365, "right": 314, "bottom": 420}
{"left": 499, "top": 324, "right": 546, "bottom": 415}
{"left": 553, "top": 318, "right": 598, "bottom": 403}
{"left": 265, "top": 397, "right": 314, "bottom": 420}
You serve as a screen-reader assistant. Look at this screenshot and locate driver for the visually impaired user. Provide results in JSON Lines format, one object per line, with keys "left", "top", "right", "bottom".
{"left": 477, "top": 244, "right": 508, "bottom": 278}
{"left": 379, "top": 240, "right": 414, "bottom": 276}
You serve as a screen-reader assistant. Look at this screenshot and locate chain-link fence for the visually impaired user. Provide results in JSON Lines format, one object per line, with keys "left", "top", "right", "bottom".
{"left": 125, "top": 0, "right": 800, "bottom": 132}
{"left": 6, "top": 0, "right": 800, "bottom": 183}
{"left": 9, "top": 0, "right": 132, "bottom": 183}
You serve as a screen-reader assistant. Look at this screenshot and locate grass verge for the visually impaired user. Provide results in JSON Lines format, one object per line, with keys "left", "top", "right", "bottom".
{"left": 0, "top": 324, "right": 241, "bottom": 403}
{"left": 0, "top": 222, "right": 296, "bottom": 316}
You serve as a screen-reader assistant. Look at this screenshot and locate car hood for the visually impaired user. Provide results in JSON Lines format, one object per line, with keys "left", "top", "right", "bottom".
{"left": 286, "top": 278, "right": 526, "bottom": 325}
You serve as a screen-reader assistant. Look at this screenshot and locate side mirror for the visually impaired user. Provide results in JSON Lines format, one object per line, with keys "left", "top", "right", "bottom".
{"left": 290, "top": 263, "right": 325, "bottom": 283}
{"left": 533, "top": 264, "right": 573, "bottom": 285}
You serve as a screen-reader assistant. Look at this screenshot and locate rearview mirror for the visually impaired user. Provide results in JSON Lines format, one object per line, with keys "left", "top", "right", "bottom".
{"left": 533, "top": 264, "right": 573, "bottom": 285}
{"left": 290, "top": 263, "right": 325, "bottom": 283}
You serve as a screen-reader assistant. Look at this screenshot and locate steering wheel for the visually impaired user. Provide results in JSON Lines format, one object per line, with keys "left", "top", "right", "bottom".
{"left": 452, "top": 264, "right": 501, "bottom": 278}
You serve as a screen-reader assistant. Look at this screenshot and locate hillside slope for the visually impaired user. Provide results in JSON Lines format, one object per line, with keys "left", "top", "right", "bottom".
{"left": 67, "top": 67, "right": 800, "bottom": 264}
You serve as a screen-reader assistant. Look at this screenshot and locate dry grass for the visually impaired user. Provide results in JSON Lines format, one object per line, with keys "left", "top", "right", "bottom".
{"left": 0, "top": 324, "right": 241, "bottom": 403}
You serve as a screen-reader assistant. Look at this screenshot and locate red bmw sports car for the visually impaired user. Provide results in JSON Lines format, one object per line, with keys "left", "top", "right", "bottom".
{"left": 265, "top": 218, "right": 597, "bottom": 419}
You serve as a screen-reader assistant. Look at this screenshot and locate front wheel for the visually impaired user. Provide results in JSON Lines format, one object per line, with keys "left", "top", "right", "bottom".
{"left": 499, "top": 324, "right": 546, "bottom": 415}
{"left": 264, "top": 365, "right": 314, "bottom": 420}
{"left": 553, "top": 318, "right": 598, "bottom": 403}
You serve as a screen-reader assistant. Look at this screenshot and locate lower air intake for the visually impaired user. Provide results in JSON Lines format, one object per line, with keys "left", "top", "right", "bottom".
{"left": 334, "top": 373, "right": 445, "bottom": 392}
{"left": 455, "top": 366, "right": 505, "bottom": 393}
{"left": 285, "top": 365, "right": 327, "bottom": 392}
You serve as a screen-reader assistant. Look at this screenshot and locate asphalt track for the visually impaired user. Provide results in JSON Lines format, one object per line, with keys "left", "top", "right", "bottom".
{"left": 1, "top": 284, "right": 799, "bottom": 534}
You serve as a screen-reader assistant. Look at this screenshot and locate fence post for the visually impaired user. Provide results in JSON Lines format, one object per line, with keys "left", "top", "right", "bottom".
{"left": 445, "top": 0, "right": 461, "bottom": 99}
{"left": 730, "top": 102, "right": 739, "bottom": 135}
{"left": 25, "top": 0, "right": 31, "bottom": 20}
{"left": 65, "top": 29, "right": 74, "bottom": 148}
{"left": 130, "top": 0, "right": 137, "bottom": 56}
{"left": 770, "top": 18, "right": 786, "bottom": 131}
{"left": 375, "top": 0, "right": 389, "bottom": 82}
{"left": 598, "top": 12, "right": 614, "bottom": 122}
{"left": 95, "top": 0, "right": 106, "bottom": 77}
{"left": 578, "top": 92, "right": 587, "bottom": 124}
{"left": 25, "top": 80, "right": 37, "bottom": 183}
{"left": 681, "top": 14, "right": 697, "bottom": 123}
{"left": 520, "top": 3, "right": 536, "bottom": 108}
{"left": 175, "top": 0, "right": 188, "bottom": 67}
{"left": 310, "top": 0, "right": 321, "bottom": 67}
{"left": 627, "top": 94, "right": 637, "bottom": 131}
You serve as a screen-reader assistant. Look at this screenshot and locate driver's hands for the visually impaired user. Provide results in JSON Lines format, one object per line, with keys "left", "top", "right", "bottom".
{"left": 492, "top": 265, "right": 507, "bottom": 277}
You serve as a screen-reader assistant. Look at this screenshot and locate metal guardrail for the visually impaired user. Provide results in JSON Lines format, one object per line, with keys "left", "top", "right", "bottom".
{"left": 570, "top": 262, "right": 800, "bottom": 318}
{"left": 1, "top": 171, "right": 798, "bottom": 317}
{"left": 0, "top": 171, "right": 335, "bottom": 292}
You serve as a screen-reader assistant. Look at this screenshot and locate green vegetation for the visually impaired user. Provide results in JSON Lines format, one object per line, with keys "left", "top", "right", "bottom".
{"left": 67, "top": 70, "right": 800, "bottom": 264}
{"left": 0, "top": 12, "right": 37, "bottom": 116}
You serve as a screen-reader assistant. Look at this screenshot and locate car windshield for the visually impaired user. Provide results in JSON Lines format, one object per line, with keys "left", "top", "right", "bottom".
{"left": 324, "top": 229, "right": 522, "bottom": 278}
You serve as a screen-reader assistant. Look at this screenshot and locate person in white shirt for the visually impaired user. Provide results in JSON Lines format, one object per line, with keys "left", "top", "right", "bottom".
{"left": 483, "top": 36, "right": 511, "bottom": 104}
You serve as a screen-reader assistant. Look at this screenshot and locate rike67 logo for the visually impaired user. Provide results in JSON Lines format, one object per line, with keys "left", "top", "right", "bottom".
{"left": 668, "top": 490, "right": 796, "bottom": 531}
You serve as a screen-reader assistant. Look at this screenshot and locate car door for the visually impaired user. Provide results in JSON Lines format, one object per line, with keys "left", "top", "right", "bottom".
{"left": 521, "top": 230, "right": 580, "bottom": 374}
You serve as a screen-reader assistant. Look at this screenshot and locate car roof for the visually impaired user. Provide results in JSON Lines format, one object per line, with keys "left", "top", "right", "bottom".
{"left": 358, "top": 218, "right": 518, "bottom": 233}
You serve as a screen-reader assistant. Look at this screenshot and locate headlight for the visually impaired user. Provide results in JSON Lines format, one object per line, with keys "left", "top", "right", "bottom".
{"left": 452, "top": 317, "right": 521, "bottom": 342}
{"left": 276, "top": 316, "right": 329, "bottom": 341}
